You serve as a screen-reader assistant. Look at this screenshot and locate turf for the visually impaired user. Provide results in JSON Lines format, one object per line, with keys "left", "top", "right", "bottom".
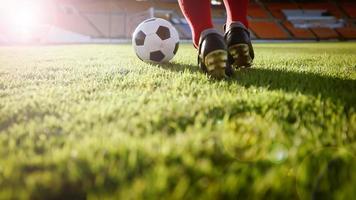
{"left": 0, "top": 43, "right": 355, "bottom": 199}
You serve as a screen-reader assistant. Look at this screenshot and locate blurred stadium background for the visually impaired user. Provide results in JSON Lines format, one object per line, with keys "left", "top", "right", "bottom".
{"left": 0, "top": 0, "right": 355, "bottom": 44}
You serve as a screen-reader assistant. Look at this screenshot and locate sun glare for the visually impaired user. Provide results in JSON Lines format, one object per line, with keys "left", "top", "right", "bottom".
{"left": 0, "top": 0, "right": 49, "bottom": 42}
{"left": 13, "top": 6, "right": 40, "bottom": 32}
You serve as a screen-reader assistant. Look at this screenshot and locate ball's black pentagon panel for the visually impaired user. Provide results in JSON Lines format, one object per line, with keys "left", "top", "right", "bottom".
{"left": 135, "top": 31, "right": 146, "bottom": 46}
{"left": 173, "top": 42, "right": 179, "bottom": 55}
{"left": 150, "top": 51, "right": 165, "bottom": 62}
{"left": 156, "top": 26, "right": 170, "bottom": 40}
{"left": 144, "top": 18, "right": 156, "bottom": 23}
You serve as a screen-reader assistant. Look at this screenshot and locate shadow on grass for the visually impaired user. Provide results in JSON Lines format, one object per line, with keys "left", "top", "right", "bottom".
{"left": 157, "top": 61, "right": 355, "bottom": 108}
{"left": 158, "top": 62, "right": 200, "bottom": 74}
{"left": 230, "top": 68, "right": 356, "bottom": 108}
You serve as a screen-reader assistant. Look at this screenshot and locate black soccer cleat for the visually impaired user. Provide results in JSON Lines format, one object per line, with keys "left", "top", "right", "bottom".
{"left": 198, "top": 29, "right": 233, "bottom": 79}
{"left": 224, "top": 22, "right": 254, "bottom": 69}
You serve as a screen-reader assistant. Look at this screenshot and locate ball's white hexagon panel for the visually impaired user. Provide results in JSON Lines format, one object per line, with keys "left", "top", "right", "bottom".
{"left": 144, "top": 34, "right": 163, "bottom": 53}
{"left": 134, "top": 45, "right": 150, "bottom": 61}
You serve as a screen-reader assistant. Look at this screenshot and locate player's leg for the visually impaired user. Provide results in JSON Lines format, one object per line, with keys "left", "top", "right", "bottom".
{"left": 223, "top": 0, "right": 254, "bottom": 68}
{"left": 177, "top": 0, "right": 213, "bottom": 48}
{"left": 178, "top": 0, "right": 232, "bottom": 78}
{"left": 225, "top": 0, "right": 249, "bottom": 27}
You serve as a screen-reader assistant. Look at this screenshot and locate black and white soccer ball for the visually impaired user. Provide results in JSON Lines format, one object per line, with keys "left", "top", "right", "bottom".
{"left": 132, "top": 18, "right": 179, "bottom": 63}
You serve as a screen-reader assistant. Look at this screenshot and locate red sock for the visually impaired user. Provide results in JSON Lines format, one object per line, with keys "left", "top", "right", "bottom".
{"left": 223, "top": 0, "right": 249, "bottom": 28}
{"left": 178, "top": 0, "right": 213, "bottom": 48}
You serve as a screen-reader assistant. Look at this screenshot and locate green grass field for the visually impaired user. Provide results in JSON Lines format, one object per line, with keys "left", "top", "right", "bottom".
{"left": 0, "top": 43, "right": 355, "bottom": 199}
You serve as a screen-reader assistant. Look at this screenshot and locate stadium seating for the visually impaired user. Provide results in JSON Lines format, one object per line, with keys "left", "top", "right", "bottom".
{"left": 266, "top": 3, "right": 299, "bottom": 19}
{"left": 248, "top": 3, "right": 269, "bottom": 18}
{"left": 283, "top": 21, "right": 315, "bottom": 39}
{"left": 249, "top": 21, "right": 289, "bottom": 39}
{"left": 283, "top": 9, "right": 344, "bottom": 29}
{"left": 110, "top": 15, "right": 128, "bottom": 38}
{"left": 16, "top": 0, "right": 356, "bottom": 43}
{"left": 85, "top": 14, "right": 110, "bottom": 37}
{"left": 299, "top": 3, "right": 342, "bottom": 18}
{"left": 310, "top": 28, "right": 339, "bottom": 39}
{"left": 63, "top": 0, "right": 356, "bottom": 41}
{"left": 55, "top": 13, "right": 102, "bottom": 38}
{"left": 75, "top": 1, "right": 113, "bottom": 12}
{"left": 341, "top": 3, "right": 356, "bottom": 18}
{"left": 336, "top": 22, "right": 356, "bottom": 39}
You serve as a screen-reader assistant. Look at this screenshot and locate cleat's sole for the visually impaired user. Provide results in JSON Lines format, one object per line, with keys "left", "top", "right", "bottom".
{"left": 229, "top": 44, "right": 253, "bottom": 68}
{"left": 204, "top": 50, "right": 228, "bottom": 79}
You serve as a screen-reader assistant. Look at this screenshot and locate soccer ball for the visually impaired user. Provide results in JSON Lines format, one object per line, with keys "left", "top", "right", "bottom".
{"left": 132, "top": 18, "right": 179, "bottom": 63}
